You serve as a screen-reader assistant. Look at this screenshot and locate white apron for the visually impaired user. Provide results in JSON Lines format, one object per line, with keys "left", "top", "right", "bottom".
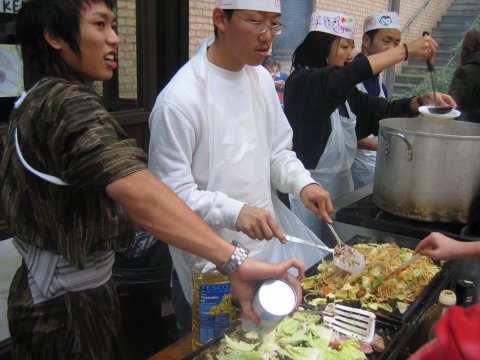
{"left": 290, "top": 102, "right": 357, "bottom": 236}
{"left": 171, "top": 40, "right": 329, "bottom": 305}
{"left": 352, "top": 76, "right": 385, "bottom": 189}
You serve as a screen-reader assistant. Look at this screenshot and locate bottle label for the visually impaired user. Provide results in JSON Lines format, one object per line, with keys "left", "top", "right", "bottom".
{"left": 199, "top": 282, "right": 231, "bottom": 344}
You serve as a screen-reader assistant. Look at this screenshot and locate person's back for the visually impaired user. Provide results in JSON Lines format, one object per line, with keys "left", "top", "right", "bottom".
{"left": 448, "top": 29, "right": 480, "bottom": 123}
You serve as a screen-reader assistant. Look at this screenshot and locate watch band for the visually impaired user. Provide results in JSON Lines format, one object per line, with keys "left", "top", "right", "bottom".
{"left": 216, "top": 241, "right": 250, "bottom": 276}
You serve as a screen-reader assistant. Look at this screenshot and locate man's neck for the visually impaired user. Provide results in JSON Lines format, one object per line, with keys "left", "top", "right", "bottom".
{"left": 207, "top": 40, "right": 244, "bottom": 72}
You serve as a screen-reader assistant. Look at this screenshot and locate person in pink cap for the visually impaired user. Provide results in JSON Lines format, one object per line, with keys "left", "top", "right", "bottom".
{"left": 284, "top": 10, "right": 456, "bottom": 236}
{"left": 148, "top": 0, "right": 334, "bottom": 334}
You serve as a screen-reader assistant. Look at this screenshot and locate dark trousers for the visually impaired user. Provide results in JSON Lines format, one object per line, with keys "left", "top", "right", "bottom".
{"left": 172, "top": 269, "right": 192, "bottom": 335}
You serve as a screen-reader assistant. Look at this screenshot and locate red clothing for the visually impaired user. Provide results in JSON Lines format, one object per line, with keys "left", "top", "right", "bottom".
{"left": 409, "top": 303, "right": 480, "bottom": 360}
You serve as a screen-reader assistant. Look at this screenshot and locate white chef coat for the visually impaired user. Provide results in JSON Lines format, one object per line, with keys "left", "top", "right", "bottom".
{"left": 148, "top": 38, "right": 327, "bottom": 305}
{"left": 351, "top": 74, "right": 385, "bottom": 189}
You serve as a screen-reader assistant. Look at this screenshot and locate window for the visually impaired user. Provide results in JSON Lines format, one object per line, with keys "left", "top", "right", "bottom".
{"left": 272, "top": 0, "right": 313, "bottom": 61}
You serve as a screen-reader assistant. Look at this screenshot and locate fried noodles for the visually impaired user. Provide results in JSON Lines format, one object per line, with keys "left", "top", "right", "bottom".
{"left": 302, "top": 242, "right": 441, "bottom": 310}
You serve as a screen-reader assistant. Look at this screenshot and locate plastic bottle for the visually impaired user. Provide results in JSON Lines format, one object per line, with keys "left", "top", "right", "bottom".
{"left": 191, "top": 259, "right": 236, "bottom": 350}
{"left": 455, "top": 279, "right": 476, "bottom": 307}
{"left": 418, "top": 289, "right": 457, "bottom": 344}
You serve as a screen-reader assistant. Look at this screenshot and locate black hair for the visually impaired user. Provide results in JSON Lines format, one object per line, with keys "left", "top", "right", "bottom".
{"left": 17, "top": 0, "right": 116, "bottom": 89}
{"left": 214, "top": 9, "right": 234, "bottom": 37}
{"left": 291, "top": 31, "right": 339, "bottom": 71}
{"left": 460, "top": 29, "right": 480, "bottom": 65}
{"left": 364, "top": 29, "right": 380, "bottom": 42}
{"left": 262, "top": 55, "right": 277, "bottom": 68}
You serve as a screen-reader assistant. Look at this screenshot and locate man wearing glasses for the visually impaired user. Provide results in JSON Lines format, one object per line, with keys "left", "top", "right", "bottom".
{"left": 148, "top": 0, "right": 333, "bottom": 333}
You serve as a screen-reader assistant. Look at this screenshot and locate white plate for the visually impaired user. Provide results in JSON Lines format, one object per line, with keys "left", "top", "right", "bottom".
{"left": 418, "top": 106, "right": 461, "bottom": 118}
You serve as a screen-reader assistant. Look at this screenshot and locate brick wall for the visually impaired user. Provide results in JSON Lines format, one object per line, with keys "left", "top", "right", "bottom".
{"left": 188, "top": 0, "right": 453, "bottom": 64}
{"left": 117, "top": 0, "right": 137, "bottom": 99}
{"left": 115, "top": 0, "right": 453, "bottom": 96}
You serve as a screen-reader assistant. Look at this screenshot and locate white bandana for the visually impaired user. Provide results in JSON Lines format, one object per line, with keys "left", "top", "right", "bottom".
{"left": 309, "top": 11, "right": 355, "bottom": 40}
{"left": 363, "top": 12, "right": 401, "bottom": 33}
{"left": 215, "top": 0, "right": 281, "bottom": 13}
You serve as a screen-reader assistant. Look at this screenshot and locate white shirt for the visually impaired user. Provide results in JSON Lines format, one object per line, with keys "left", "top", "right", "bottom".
{"left": 148, "top": 39, "right": 319, "bottom": 304}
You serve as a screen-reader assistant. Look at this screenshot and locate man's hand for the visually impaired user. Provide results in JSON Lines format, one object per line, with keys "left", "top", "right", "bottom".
{"left": 357, "top": 137, "right": 378, "bottom": 151}
{"left": 419, "top": 92, "right": 457, "bottom": 109}
{"left": 235, "top": 204, "right": 286, "bottom": 242}
{"left": 299, "top": 183, "right": 333, "bottom": 223}
{"left": 229, "top": 256, "right": 305, "bottom": 324}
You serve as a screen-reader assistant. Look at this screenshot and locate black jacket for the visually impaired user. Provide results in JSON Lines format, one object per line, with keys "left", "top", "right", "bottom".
{"left": 448, "top": 52, "right": 480, "bottom": 123}
{"left": 284, "top": 56, "right": 416, "bottom": 169}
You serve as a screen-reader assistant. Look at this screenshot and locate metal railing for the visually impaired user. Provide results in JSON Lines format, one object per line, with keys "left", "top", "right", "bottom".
{"left": 401, "top": 0, "right": 434, "bottom": 32}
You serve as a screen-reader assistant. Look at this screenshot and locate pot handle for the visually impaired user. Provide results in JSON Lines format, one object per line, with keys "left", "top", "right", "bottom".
{"left": 380, "top": 129, "right": 413, "bottom": 161}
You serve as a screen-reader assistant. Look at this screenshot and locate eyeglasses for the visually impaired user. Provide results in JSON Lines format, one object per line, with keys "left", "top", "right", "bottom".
{"left": 234, "top": 14, "right": 286, "bottom": 35}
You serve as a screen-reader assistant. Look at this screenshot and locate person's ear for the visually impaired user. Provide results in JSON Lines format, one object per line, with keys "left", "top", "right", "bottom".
{"left": 43, "top": 30, "right": 63, "bottom": 50}
{"left": 212, "top": 8, "right": 228, "bottom": 34}
{"left": 362, "top": 33, "right": 371, "bottom": 50}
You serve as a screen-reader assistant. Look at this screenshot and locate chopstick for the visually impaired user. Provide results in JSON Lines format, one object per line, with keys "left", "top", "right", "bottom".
{"left": 381, "top": 253, "right": 422, "bottom": 283}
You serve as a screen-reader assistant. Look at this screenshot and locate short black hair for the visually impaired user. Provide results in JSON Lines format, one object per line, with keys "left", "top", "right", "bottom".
{"left": 262, "top": 55, "right": 277, "bottom": 68}
{"left": 364, "top": 29, "right": 380, "bottom": 42}
{"left": 214, "top": 9, "right": 234, "bottom": 37}
{"left": 291, "top": 31, "right": 339, "bottom": 71}
{"left": 17, "top": 0, "right": 116, "bottom": 89}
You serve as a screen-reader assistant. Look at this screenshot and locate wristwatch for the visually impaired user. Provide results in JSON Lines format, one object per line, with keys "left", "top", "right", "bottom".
{"left": 216, "top": 241, "right": 250, "bottom": 276}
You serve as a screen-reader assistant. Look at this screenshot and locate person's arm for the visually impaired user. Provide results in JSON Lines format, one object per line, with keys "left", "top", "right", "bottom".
{"left": 149, "top": 83, "right": 288, "bottom": 241}
{"left": 148, "top": 99, "right": 245, "bottom": 232}
{"left": 106, "top": 170, "right": 305, "bottom": 323}
{"left": 350, "top": 87, "right": 456, "bottom": 141}
{"left": 367, "top": 35, "right": 437, "bottom": 75}
{"left": 357, "top": 137, "right": 378, "bottom": 151}
{"left": 414, "top": 232, "right": 480, "bottom": 260}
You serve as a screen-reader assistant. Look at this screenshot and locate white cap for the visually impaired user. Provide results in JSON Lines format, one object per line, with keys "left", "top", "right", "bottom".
{"left": 309, "top": 11, "right": 355, "bottom": 40}
{"left": 363, "top": 12, "right": 401, "bottom": 33}
{"left": 439, "top": 290, "right": 457, "bottom": 306}
{"left": 215, "top": 0, "right": 281, "bottom": 14}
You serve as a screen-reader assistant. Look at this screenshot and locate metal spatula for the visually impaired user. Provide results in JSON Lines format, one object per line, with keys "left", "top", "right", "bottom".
{"left": 285, "top": 235, "right": 362, "bottom": 274}
{"left": 326, "top": 223, "right": 366, "bottom": 274}
{"left": 302, "top": 303, "right": 376, "bottom": 343}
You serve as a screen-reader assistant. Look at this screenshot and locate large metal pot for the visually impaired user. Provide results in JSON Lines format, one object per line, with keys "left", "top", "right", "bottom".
{"left": 373, "top": 118, "right": 480, "bottom": 223}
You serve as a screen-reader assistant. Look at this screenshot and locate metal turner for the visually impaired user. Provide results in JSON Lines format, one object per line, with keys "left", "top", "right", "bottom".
{"left": 326, "top": 223, "right": 366, "bottom": 274}
{"left": 302, "top": 303, "right": 376, "bottom": 343}
{"left": 285, "top": 234, "right": 364, "bottom": 274}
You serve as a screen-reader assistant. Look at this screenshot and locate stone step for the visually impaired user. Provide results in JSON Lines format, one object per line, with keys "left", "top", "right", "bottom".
{"left": 445, "top": 8, "right": 480, "bottom": 16}
{"left": 401, "top": 65, "right": 447, "bottom": 75}
{"left": 440, "top": 14, "right": 479, "bottom": 22}
{"left": 407, "top": 56, "right": 451, "bottom": 67}
{"left": 454, "top": 0, "right": 480, "bottom": 4}
{"left": 435, "top": 16, "right": 476, "bottom": 30}
{"left": 392, "top": 83, "right": 417, "bottom": 97}
{"left": 392, "top": 0, "right": 477, "bottom": 99}
{"left": 450, "top": 4, "right": 480, "bottom": 10}
{"left": 434, "top": 38, "right": 466, "bottom": 47}
{"left": 433, "top": 25, "right": 475, "bottom": 36}
{"left": 394, "top": 73, "right": 425, "bottom": 86}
